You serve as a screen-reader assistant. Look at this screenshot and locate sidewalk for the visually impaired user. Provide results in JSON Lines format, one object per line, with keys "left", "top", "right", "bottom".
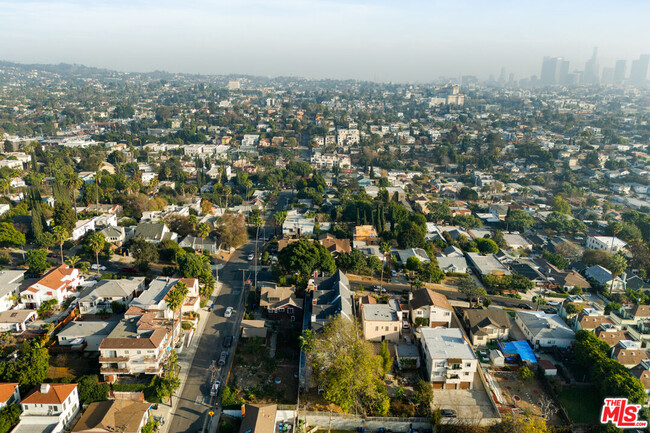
{"left": 153, "top": 281, "right": 223, "bottom": 433}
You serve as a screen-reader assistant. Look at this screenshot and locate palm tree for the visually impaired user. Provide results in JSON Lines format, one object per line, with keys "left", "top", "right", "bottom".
{"left": 165, "top": 281, "right": 188, "bottom": 346}
{"left": 223, "top": 185, "right": 231, "bottom": 210}
{"left": 52, "top": 225, "right": 69, "bottom": 265}
{"left": 86, "top": 232, "right": 105, "bottom": 275}
{"left": 379, "top": 241, "right": 391, "bottom": 293}
{"left": 65, "top": 255, "right": 81, "bottom": 269}
{"left": 63, "top": 173, "right": 83, "bottom": 217}
{"left": 196, "top": 223, "right": 210, "bottom": 239}
{"left": 249, "top": 211, "right": 263, "bottom": 290}
{"left": 273, "top": 211, "right": 287, "bottom": 236}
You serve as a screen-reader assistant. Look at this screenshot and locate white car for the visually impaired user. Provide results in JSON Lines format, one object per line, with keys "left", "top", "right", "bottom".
{"left": 247, "top": 253, "right": 255, "bottom": 261}
{"left": 210, "top": 380, "right": 221, "bottom": 397}
{"left": 224, "top": 306, "right": 233, "bottom": 318}
{"left": 91, "top": 264, "right": 107, "bottom": 271}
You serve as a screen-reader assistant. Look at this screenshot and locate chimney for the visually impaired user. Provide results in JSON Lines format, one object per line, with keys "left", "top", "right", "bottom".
{"left": 40, "top": 384, "right": 51, "bottom": 394}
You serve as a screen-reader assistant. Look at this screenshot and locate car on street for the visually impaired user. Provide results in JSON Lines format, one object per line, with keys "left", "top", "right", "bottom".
{"left": 440, "top": 409, "right": 457, "bottom": 418}
{"left": 391, "top": 270, "right": 397, "bottom": 277}
{"left": 224, "top": 306, "right": 233, "bottom": 317}
{"left": 546, "top": 300, "right": 560, "bottom": 306}
{"left": 121, "top": 267, "right": 139, "bottom": 274}
{"left": 223, "top": 335, "right": 233, "bottom": 348}
{"left": 210, "top": 380, "right": 221, "bottom": 396}
{"left": 517, "top": 303, "right": 533, "bottom": 310}
{"left": 91, "top": 264, "right": 107, "bottom": 271}
{"left": 247, "top": 253, "right": 255, "bottom": 261}
{"left": 218, "top": 351, "right": 228, "bottom": 366}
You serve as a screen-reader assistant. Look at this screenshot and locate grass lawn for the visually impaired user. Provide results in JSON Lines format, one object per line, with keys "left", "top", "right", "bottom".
{"left": 558, "top": 386, "right": 602, "bottom": 424}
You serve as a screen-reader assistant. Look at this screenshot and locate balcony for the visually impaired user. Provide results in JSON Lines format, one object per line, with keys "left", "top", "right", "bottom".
{"left": 145, "top": 366, "right": 162, "bottom": 374}
{"left": 100, "top": 367, "right": 129, "bottom": 374}
{"left": 99, "top": 356, "right": 130, "bottom": 363}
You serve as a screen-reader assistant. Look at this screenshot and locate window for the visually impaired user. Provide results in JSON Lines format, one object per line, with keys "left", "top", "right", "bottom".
{"left": 375, "top": 326, "right": 378, "bottom": 331}
{"left": 465, "top": 362, "right": 472, "bottom": 367}
{"left": 291, "top": 316, "right": 295, "bottom": 322}
{"left": 394, "top": 327, "right": 398, "bottom": 331}
{"left": 137, "top": 350, "right": 141, "bottom": 354}
{"left": 435, "top": 361, "right": 445, "bottom": 367}
{"left": 287, "top": 308, "right": 294, "bottom": 314}
{"left": 464, "top": 372, "right": 470, "bottom": 376}
{"left": 417, "top": 310, "right": 423, "bottom": 316}
{"left": 444, "top": 312, "right": 451, "bottom": 316}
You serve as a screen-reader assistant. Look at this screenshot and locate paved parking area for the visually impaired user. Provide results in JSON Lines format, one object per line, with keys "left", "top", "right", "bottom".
{"left": 431, "top": 375, "right": 499, "bottom": 423}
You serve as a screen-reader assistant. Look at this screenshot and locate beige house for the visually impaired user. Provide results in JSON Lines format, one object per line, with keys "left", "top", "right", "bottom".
{"left": 409, "top": 289, "right": 453, "bottom": 328}
{"left": 361, "top": 300, "right": 403, "bottom": 342}
{"left": 72, "top": 400, "right": 151, "bottom": 433}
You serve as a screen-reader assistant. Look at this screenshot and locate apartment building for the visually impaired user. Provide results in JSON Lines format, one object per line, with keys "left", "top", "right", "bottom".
{"left": 361, "top": 300, "right": 403, "bottom": 342}
{"left": 586, "top": 236, "right": 627, "bottom": 253}
{"left": 420, "top": 328, "right": 478, "bottom": 389}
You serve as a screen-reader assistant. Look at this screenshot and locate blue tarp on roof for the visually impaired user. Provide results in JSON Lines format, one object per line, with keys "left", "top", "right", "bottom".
{"left": 499, "top": 340, "right": 537, "bottom": 363}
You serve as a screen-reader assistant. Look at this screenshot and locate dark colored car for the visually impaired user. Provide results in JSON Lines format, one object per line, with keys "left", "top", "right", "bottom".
{"left": 223, "top": 336, "right": 233, "bottom": 348}
{"left": 517, "top": 303, "right": 533, "bottom": 310}
{"left": 121, "top": 267, "right": 139, "bottom": 274}
{"left": 440, "top": 409, "right": 457, "bottom": 418}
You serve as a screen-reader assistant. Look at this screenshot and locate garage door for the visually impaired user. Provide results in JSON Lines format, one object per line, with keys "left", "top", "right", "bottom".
{"left": 444, "top": 383, "right": 458, "bottom": 390}
{"left": 459, "top": 381, "right": 471, "bottom": 389}
{"left": 432, "top": 382, "right": 444, "bottom": 389}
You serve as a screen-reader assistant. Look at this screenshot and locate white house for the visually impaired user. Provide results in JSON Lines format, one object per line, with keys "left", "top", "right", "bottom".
{"left": 21, "top": 266, "right": 83, "bottom": 309}
{"left": 0, "top": 270, "right": 26, "bottom": 312}
{"left": 18, "top": 383, "right": 80, "bottom": 433}
{"left": 515, "top": 311, "right": 575, "bottom": 349}
{"left": 282, "top": 210, "right": 315, "bottom": 237}
{"left": 78, "top": 277, "right": 145, "bottom": 315}
{"left": 420, "top": 328, "right": 478, "bottom": 389}
{"left": 408, "top": 289, "right": 453, "bottom": 327}
{"left": 586, "top": 236, "right": 627, "bottom": 253}
{"left": 0, "top": 383, "right": 20, "bottom": 409}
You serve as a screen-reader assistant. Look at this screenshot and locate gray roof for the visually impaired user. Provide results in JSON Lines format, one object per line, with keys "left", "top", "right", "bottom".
{"left": 0, "top": 270, "right": 25, "bottom": 298}
{"left": 420, "top": 328, "right": 475, "bottom": 360}
{"left": 585, "top": 265, "right": 613, "bottom": 284}
{"left": 441, "top": 245, "right": 464, "bottom": 257}
{"left": 517, "top": 311, "right": 575, "bottom": 341}
{"left": 58, "top": 320, "right": 119, "bottom": 339}
{"left": 466, "top": 252, "right": 510, "bottom": 276}
{"left": 134, "top": 222, "right": 167, "bottom": 241}
{"left": 79, "top": 277, "right": 145, "bottom": 303}
{"left": 311, "top": 270, "right": 353, "bottom": 330}
{"left": 437, "top": 256, "right": 469, "bottom": 272}
{"left": 363, "top": 300, "right": 400, "bottom": 322}
{"left": 397, "top": 248, "right": 430, "bottom": 264}
{"left": 396, "top": 344, "right": 420, "bottom": 359}
{"left": 131, "top": 277, "right": 177, "bottom": 308}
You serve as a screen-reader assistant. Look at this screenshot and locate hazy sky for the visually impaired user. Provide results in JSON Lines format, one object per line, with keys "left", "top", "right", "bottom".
{"left": 1, "top": 0, "right": 648, "bottom": 82}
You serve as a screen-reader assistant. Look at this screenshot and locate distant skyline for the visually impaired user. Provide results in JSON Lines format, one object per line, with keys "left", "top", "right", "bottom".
{"left": 1, "top": 0, "right": 649, "bottom": 83}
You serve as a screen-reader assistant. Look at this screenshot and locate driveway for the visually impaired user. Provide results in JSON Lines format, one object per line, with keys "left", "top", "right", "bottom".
{"left": 431, "top": 375, "right": 499, "bottom": 423}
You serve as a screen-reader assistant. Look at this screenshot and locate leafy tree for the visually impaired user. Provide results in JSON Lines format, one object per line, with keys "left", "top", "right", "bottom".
{"left": 308, "top": 316, "right": 389, "bottom": 415}
{"left": 458, "top": 187, "right": 478, "bottom": 200}
{"left": 582, "top": 249, "right": 613, "bottom": 268}
{"left": 129, "top": 237, "right": 159, "bottom": 271}
{"left": 505, "top": 209, "right": 533, "bottom": 232}
{"left": 85, "top": 232, "right": 105, "bottom": 275}
{"left": 0, "top": 340, "right": 49, "bottom": 387}
{"left": 278, "top": 238, "right": 336, "bottom": 279}
{"left": 215, "top": 213, "right": 248, "bottom": 249}
{"left": 411, "top": 380, "right": 433, "bottom": 416}
{"left": 427, "top": 201, "right": 451, "bottom": 223}
{"left": 77, "top": 375, "right": 109, "bottom": 404}
{"left": 25, "top": 249, "right": 48, "bottom": 275}
{"left": 0, "top": 222, "right": 25, "bottom": 247}
{"left": 405, "top": 256, "right": 422, "bottom": 272}
{"left": 457, "top": 275, "right": 486, "bottom": 306}
{"left": 519, "top": 366, "right": 533, "bottom": 381}
{"left": 177, "top": 253, "right": 211, "bottom": 279}
{"left": 378, "top": 341, "right": 393, "bottom": 376}
{"left": 35, "top": 232, "right": 55, "bottom": 249}
{"left": 475, "top": 238, "right": 499, "bottom": 254}
{"left": 550, "top": 195, "right": 572, "bottom": 215}
{"left": 490, "top": 230, "right": 507, "bottom": 249}
{"left": 396, "top": 220, "right": 426, "bottom": 249}
{"left": 53, "top": 202, "right": 76, "bottom": 233}
{"left": 451, "top": 214, "right": 482, "bottom": 229}
{"left": 0, "top": 404, "right": 20, "bottom": 433}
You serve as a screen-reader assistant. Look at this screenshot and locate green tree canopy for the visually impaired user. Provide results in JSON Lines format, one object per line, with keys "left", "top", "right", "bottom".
{"left": 0, "top": 222, "right": 25, "bottom": 247}
{"left": 278, "top": 238, "right": 336, "bottom": 278}
{"left": 25, "top": 249, "right": 48, "bottom": 275}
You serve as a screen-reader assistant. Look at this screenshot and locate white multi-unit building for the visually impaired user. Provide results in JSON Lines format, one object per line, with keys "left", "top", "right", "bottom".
{"left": 18, "top": 383, "right": 80, "bottom": 433}
{"left": 0, "top": 270, "right": 26, "bottom": 313}
{"left": 586, "top": 236, "right": 627, "bottom": 253}
{"left": 420, "top": 328, "right": 478, "bottom": 389}
{"left": 336, "top": 129, "right": 360, "bottom": 146}
{"left": 282, "top": 210, "right": 315, "bottom": 237}
{"left": 310, "top": 151, "right": 351, "bottom": 169}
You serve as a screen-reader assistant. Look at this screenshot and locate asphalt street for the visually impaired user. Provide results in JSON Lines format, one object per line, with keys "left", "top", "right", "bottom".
{"left": 166, "top": 242, "right": 256, "bottom": 433}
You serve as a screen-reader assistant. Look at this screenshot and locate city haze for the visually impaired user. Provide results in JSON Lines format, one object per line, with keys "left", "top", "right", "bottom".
{"left": 1, "top": 0, "right": 649, "bottom": 82}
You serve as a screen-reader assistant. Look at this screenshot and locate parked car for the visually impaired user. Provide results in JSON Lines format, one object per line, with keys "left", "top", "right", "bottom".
{"left": 224, "top": 306, "right": 233, "bottom": 318}
{"left": 91, "top": 264, "right": 107, "bottom": 271}
{"left": 218, "top": 351, "right": 228, "bottom": 366}
{"left": 517, "top": 303, "right": 533, "bottom": 310}
{"left": 223, "top": 335, "right": 233, "bottom": 348}
{"left": 391, "top": 270, "right": 397, "bottom": 277}
{"left": 210, "top": 380, "right": 221, "bottom": 396}
{"left": 247, "top": 253, "right": 255, "bottom": 261}
{"left": 546, "top": 300, "right": 560, "bottom": 306}
{"left": 440, "top": 409, "right": 457, "bottom": 418}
